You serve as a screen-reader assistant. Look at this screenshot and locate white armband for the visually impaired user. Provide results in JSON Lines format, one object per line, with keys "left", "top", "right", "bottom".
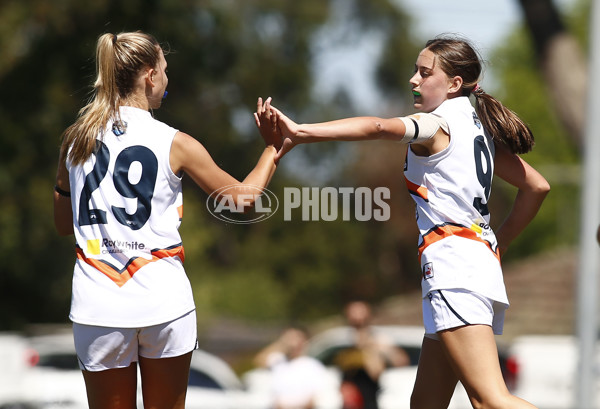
{"left": 398, "top": 113, "right": 448, "bottom": 144}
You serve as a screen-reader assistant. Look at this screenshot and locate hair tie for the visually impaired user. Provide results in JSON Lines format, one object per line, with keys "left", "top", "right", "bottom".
{"left": 472, "top": 83, "right": 484, "bottom": 97}
{"left": 112, "top": 34, "right": 118, "bottom": 44}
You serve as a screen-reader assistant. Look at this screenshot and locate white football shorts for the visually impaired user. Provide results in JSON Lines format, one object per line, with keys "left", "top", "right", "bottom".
{"left": 423, "top": 289, "right": 506, "bottom": 340}
{"left": 73, "top": 310, "right": 198, "bottom": 372}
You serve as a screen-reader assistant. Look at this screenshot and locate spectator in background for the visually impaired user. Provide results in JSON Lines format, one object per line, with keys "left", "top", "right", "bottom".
{"left": 254, "top": 326, "right": 339, "bottom": 409}
{"left": 334, "top": 301, "right": 410, "bottom": 409}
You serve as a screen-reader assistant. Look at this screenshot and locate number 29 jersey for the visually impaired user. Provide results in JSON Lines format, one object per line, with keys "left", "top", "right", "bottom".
{"left": 67, "top": 106, "right": 195, "bottom": 327}
{"left": 404, "top": 97, "right": 508, "bottom": 306}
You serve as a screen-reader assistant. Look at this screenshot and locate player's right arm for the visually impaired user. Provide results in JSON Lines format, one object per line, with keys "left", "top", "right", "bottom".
{"left": 169, "top": 131, "right": 277, "bottom": 206}
{"left": 53, "top": 155, "right": 74, "bottom": 236}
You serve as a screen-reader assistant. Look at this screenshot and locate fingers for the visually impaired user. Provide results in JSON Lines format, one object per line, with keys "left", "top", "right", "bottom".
{"left": 255, "top": 97, "right": 263, "bottom": 127}
{"left": 256, "top": 97, "right": 264, "bottom": 116}
{"left": 254, "top": 112, "right": 260, "bottom": 128}
{"left": 270, "top": 108, "right": 278, "bottom": 132}
{"left": 255, "top": 96, "right": 274, "bottom": 126}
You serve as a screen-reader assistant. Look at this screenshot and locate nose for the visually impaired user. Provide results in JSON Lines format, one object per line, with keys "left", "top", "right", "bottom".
{"left": 409, "top": 72, "right": 420, "bottom": 87}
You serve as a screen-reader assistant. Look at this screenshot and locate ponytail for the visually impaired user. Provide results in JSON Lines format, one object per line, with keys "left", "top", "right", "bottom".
{"left": 472, "top": 87, "right": 535, "bottom": 154}
{"left": 60, "top": 32, "right": 162, "bottom": 166}
{"left": 424, "top": 36, "right": 535, "bottom": 155}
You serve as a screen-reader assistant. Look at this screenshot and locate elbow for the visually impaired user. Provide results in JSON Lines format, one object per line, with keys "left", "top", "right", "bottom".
{"left": 535, "top": 179, "right": 551, "bottom": 197}
{"left": 522, "top": 178, "right": 550, "bottom": 205}
{"left": 229, "top": 189, "right": 264, "bottom": 213}
{"left": 236, "top": 197, "right": 258, "bottom": 214}
{"left": 373, "top": 120, "right": 390, "bottom": 139}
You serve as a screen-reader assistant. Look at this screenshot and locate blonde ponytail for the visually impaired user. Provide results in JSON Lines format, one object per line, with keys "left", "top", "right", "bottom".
{"left": 60, "top": 32, "right": 162, "bottom": 166}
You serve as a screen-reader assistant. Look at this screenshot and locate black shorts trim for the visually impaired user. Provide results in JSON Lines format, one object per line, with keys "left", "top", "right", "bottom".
{"left": 437, "top": 290, "right": 470, "bottom": 326}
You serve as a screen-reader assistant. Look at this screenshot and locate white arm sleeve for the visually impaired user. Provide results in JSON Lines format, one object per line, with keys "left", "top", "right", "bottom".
{"left": 398, "top": 113, "right": 449, "bottom": 144}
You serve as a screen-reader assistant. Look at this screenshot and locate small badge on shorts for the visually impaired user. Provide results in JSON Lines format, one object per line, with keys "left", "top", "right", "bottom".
{"left": 423, "top": 262, "right": 434, "bottom": 280}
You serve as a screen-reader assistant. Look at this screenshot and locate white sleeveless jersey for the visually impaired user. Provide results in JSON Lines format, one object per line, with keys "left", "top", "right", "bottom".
{"left": 67, "top": 106, "right": 195, "bottom": 327}
{"left": 403, "top": 97, "right": 508, "bottom": 305}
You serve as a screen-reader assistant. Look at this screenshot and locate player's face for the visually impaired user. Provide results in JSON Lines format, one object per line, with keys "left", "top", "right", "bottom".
{"left": 409, "top": 48, "right": 453, "bottom": 113}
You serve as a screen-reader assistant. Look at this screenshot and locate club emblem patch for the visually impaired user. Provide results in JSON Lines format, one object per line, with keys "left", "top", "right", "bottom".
{"left": 423, "top": 262, "right": 434, "bottom": 280}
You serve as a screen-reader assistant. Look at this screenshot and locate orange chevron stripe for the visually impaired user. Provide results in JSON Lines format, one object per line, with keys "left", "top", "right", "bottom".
{"left": 418, "top": 223, "right": 499, "bottom": 264}
{"left": 76, "top": 245, "right": 185, "bottom": 288}
{"left": 404, "top": 176, "right": 428, "bottom": 201}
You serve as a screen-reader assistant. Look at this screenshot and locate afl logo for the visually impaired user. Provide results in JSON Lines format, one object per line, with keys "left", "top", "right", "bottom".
{"left": 206, "top": 184, "right": 279, "bottom": 224}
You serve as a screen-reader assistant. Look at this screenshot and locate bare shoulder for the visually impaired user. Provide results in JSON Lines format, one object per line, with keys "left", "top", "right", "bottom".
{"left": 170, "top": 131, "right": 211, "bottom": 174}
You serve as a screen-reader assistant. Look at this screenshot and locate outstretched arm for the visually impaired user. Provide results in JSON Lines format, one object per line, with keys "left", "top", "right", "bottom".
{"left": 274, "top": 110, "right": 407, "bottom": 160}
{"left": 493, "top": 143, "right": 550, "bottom": 256}
{"left": 261, "top": 103, "right": 448, "bottom": 161}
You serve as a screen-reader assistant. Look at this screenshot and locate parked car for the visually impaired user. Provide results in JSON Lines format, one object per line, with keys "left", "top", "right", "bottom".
{"left": 186, "top": 349, "right": 270, "bottom": 409}
{"left": 506, "top": 334, "right": 600, "bottom": 409}
{"left": 1, "top": 329, "right": 269, "bottom": 409}
{"left": 305, "top": 325, "right": 515, "bottom": 409}
{"left": 20, "top": 331, "right": 88, "bottom": 408}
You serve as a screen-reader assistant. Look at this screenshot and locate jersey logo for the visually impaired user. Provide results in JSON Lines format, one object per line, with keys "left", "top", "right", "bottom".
{"left": 418, "top": 222, "right": 499, "bottom": 264}
{"left": 473, "top": 112, "right": 481, "bottom": 129}
{"left": 423, "top": 262, "right": 434, "bottom": 280}
{"left": 76, "top": 243, "right": 185, "bottom": 287}
{"left": 87, "top": 239, "right": 101, "bottom": 255}
{"left": 112, "top": 120, "right": 128, "bottom": 136}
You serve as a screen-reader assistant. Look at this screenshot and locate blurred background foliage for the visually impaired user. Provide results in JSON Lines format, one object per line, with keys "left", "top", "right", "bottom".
{"left": 0, "top": 0, "right": 584, "bottom": 330}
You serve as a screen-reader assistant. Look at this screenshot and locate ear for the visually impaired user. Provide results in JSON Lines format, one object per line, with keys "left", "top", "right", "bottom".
{"left": 145, "top": 68, "right": 156, "bottom": 87}
{"left": 448, "top": 76, "right": 463, "bottom": 94}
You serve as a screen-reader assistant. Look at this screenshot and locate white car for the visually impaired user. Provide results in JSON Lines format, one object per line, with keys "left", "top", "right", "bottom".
{"left": 0, "top": 329, "right": 269, "bottom": 409}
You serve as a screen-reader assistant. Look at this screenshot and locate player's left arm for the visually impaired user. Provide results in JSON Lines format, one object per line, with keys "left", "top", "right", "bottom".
{"left": 493, "top": 142, "right": 550, "bottom": 256}
{"left": 272, "top": 106, "right": 448, "bottom": 160}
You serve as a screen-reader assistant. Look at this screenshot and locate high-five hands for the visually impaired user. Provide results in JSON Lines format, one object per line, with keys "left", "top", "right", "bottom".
{"left": 254, "top": 97, "right": 300, "bottom": 162}
{"left": 254, "top": 97, "right": 282, "bottom": 150}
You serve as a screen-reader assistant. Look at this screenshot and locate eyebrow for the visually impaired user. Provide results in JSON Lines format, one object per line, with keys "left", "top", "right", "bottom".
{"left": 415, "top": 63, "right": 434, "bottom": 72}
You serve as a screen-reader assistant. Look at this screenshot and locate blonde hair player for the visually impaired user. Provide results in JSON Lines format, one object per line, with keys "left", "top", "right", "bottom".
{"left": 54, "top": 31, "right": 279, "bottom": 409}
{"left": 256, "top": 36, "right": 549, "bottom": 409}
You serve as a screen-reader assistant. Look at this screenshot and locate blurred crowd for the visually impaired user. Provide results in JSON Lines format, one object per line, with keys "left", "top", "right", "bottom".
{"left": 253, "top": 301, "right": 410, "bottom": 409}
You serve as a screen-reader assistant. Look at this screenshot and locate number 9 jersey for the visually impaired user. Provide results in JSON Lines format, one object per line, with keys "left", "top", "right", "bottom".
{"left": 66, "top": 106, "right": 195, "bottom": 328}
{"left": 403, "top": 96, "right": 508, "bottom": 308}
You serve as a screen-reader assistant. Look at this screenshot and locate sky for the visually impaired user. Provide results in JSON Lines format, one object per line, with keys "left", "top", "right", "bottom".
{"left": 311, "top": 0, "right": 577, "bottom": 113}
{"left": 398, "top": 0, "right": 576, "bottom": 57}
